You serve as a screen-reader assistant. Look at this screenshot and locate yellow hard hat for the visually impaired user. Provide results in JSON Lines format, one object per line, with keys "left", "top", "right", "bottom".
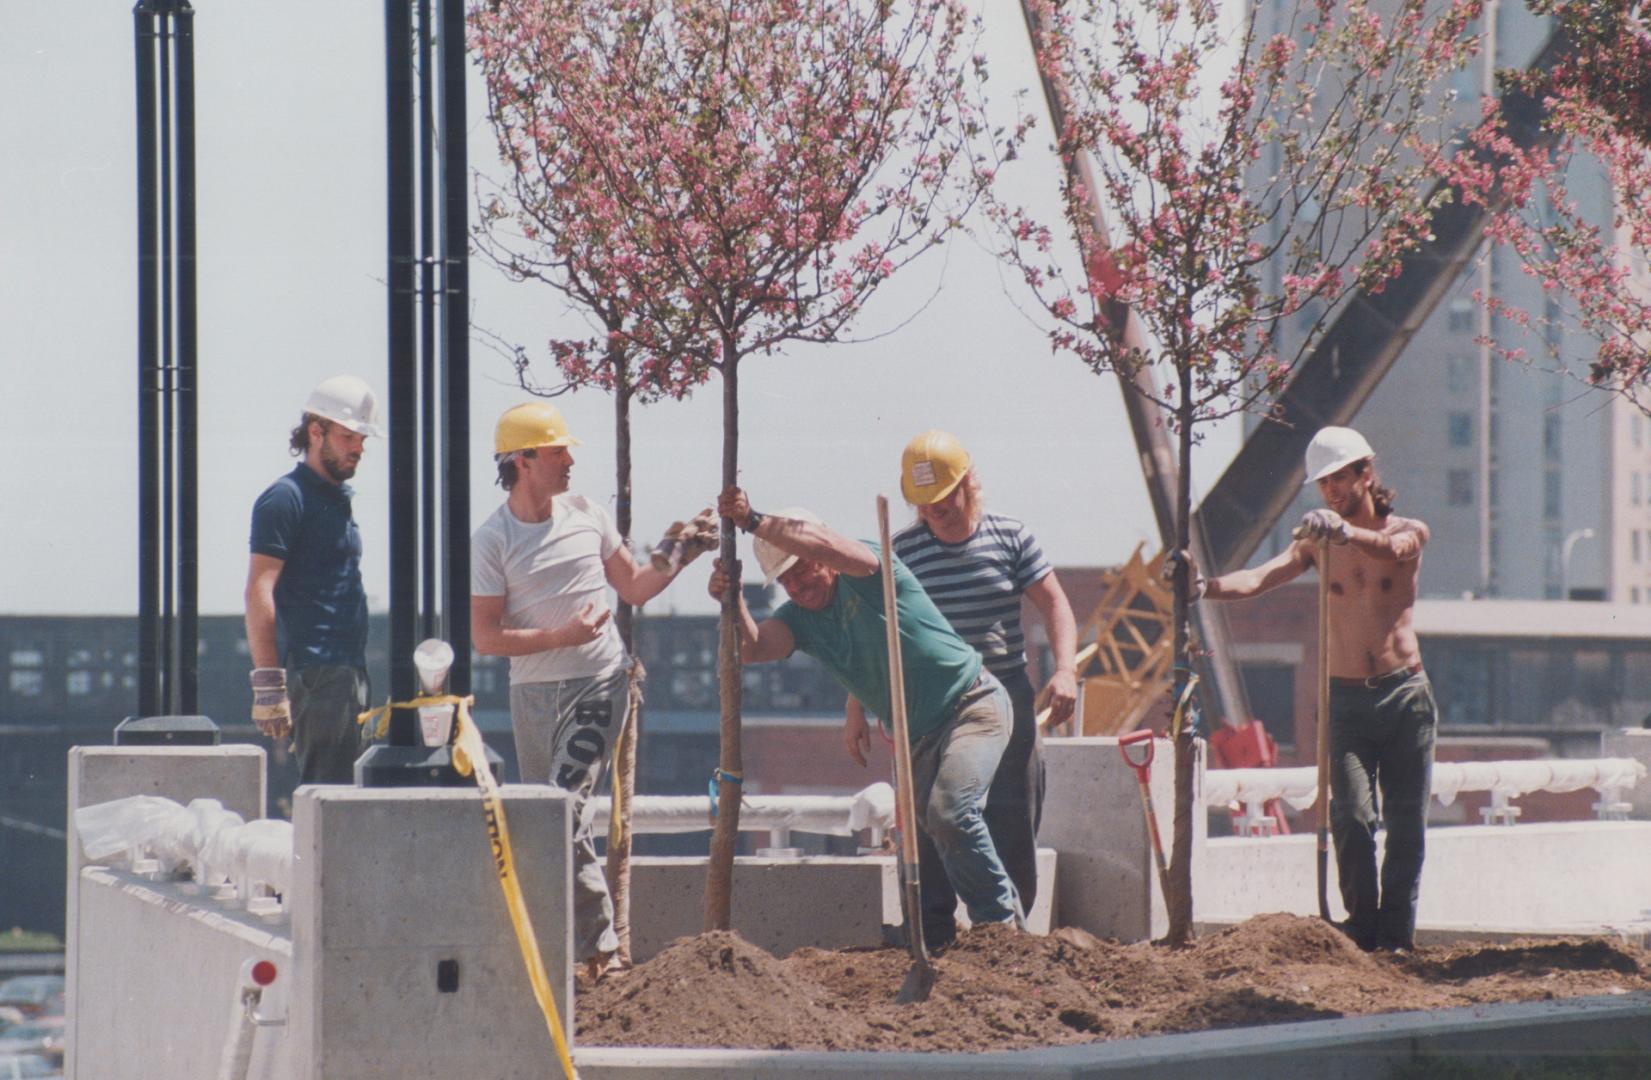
{"left": 900, "top": 430, "right": 971, "bottom": 505}
{"left": 495, "top": 402, "right": 581, "bottom": 456}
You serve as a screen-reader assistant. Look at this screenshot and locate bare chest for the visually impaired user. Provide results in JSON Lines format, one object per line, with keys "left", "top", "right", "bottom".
{"left": 1325, "top": 548, "right": 1415, "bottom": 606}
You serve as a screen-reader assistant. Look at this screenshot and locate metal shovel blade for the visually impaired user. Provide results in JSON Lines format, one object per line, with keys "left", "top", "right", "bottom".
{"left": 896, "top": 954, "right": 936, "bottom": 1004}
{"left": 894, "top": 874, "right": 935, "bottom": 1003}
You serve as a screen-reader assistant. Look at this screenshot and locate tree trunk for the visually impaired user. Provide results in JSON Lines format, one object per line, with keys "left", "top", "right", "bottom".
{"left": 1165, "top": 375, "right": 1197, "bottom": 946}
{"left": 703, "top": 342, "right": 743, "bottom": 931}
{"left": 605, "top": 352, "right": 638, "bottom": 965}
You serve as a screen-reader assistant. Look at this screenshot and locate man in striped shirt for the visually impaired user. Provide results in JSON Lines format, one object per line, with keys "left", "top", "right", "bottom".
{"left": 845, "top": 431, "right": 1077, "bottom": 948}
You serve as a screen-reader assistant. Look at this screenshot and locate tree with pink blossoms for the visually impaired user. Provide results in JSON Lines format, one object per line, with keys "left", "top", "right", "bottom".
{"left": 993, "top": 0, "right": 1484, "bottom": 945}
{"left": 1438, "top": 3, "right": 1651, "bottom": 404}
{"left": 471, "top": 0, "right": 1008, "bottom": 930}
{"left": 473, "top": 90, "right": 713, "bottom": 964}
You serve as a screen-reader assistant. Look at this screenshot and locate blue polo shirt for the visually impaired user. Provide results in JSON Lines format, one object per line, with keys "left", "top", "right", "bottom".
{"left": 249, "top": 464, "right": 368, "bottom": 669}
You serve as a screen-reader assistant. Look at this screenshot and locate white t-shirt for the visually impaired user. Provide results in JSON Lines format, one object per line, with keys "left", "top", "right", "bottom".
{"left": 471, "top": 494, "right": 627, "bottom": 684}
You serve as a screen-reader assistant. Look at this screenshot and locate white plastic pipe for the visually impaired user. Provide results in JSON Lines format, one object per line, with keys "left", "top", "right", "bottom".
{"left": 1204, "top": 757, "right": 1647, "bottom": 822}
{"left": 587, "top": 782, "right": 895, "bottom": 838}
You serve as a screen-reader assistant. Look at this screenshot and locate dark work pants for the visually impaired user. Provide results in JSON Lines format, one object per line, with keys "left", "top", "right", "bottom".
{"left": 289, "top": 665, "right": 370, "bottom": 785}
{"left": 918, "top": 667, "right": 1045, "bottom": 947}
{"left": 1328, "top": 670, "right": 1437, "bottom": 950}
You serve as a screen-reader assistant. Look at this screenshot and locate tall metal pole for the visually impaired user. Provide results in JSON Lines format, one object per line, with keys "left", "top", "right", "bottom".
{"left": 175, "top": 1, "right": 199, "bottom": 714}
{"left": 386, "top": 0, "right": 419, "bottom": 745}
{"left": 158, "top": 5, "right": 177, "bottom": 708}
{"left": 360, "top": 0, "right": 476, "bottom": 783}
{"left": 439, "top": 0, "right": 472, "bottom": 695}
{"left": 134, "top": 0, "right": 199, "bottom": 718}
{"left": 417, "top": 0, "right": 439, "bottom": 643}
{"left": 134, "top": 1, "right": 162, "bottom": 718}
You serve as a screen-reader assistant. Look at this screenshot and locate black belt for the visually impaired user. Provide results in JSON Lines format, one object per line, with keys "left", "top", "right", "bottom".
{"left": 1329, "top": 661, "right": 1422, "bottom": 690}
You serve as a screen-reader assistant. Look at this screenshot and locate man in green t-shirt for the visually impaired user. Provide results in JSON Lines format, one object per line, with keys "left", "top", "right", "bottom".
{"left": 708, "top": 486, "right": 1022, "bottom": 934}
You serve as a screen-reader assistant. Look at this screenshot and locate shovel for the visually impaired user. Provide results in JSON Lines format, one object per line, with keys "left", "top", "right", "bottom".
{"left": 1313, "top": 537, "right": 1332, "bottom": 920}
{"left": 1290, "top": 527, "right": 1334, "bottom": 921}
{"left": 1117, "top": 729, "right": 1171, "bottom": 904}
{"left": 876, "top": 495, "right": 936, "bottom": 1004}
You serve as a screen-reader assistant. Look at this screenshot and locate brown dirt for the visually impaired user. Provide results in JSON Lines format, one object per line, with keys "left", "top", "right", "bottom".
{"left": 575, "top": 914, "right": 1651, "bottom": 1053}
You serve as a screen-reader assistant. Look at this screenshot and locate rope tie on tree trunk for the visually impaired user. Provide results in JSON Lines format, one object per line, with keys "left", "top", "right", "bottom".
{"left": 1170, "top": 668, "right": 1201, "bottom": 739}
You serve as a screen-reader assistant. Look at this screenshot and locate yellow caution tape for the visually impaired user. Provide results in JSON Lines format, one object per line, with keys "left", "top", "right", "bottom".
{"left": 450, "top": 698, "right": 580, "bottom": 1080}
{"left": 357, "top": 693, "right": 579, "bottom": 1080}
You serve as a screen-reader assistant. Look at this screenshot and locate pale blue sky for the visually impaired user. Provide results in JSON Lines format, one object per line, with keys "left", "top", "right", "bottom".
{"left": 1, "top": 2, "right": 1238, "bottom": 618}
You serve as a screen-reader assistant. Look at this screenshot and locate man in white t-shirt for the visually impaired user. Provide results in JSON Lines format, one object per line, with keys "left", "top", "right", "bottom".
{"left": 471, "top": 402, "right": 711, "bottom": 973}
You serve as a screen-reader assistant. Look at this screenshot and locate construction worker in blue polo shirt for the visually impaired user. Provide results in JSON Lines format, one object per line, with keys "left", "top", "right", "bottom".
{"left": 244, "top": 375, "right": 384, "bottom": 785}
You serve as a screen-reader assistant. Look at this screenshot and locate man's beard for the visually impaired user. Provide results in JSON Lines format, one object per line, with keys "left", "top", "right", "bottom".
{"left": 320, "top": 442, "right": 358, "bottom": 482}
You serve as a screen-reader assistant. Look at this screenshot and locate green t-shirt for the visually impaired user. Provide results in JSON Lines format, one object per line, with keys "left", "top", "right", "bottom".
{"left": 774, "top": 545, "right": 982, "bottom": 742}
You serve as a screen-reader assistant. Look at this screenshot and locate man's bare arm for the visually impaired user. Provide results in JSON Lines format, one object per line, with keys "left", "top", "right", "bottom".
{"left": 1024, "top": 571, "right": 1078, "bottom": 723}
{"left": 718, "top": 486, "right": 878, "bottom": 578}
{"left": 244, "top": 555, "right": 285, "bottom": 669}
{"left": 1347, "top": 518, "right": 1430, "bottom": 562}
{"left": 707, "top": 561, "right": 797, "bottom": 662}
{"left": 1206, "top": 543, "right": 1312, "bottom": 601}
{"left": 605, "top": 544, "right": 676, "bottom": 607}
{"left": 471, "top": 594, "right": 610, "bottom": 655}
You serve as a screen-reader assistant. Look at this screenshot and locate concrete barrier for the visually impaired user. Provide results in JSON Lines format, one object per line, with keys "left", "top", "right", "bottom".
{"left": 572, "top": 992, "right": 1651, "bottom": 1078}
{"left": 1039, "top": 736, "right": 1205, "bottom": 942}
{"left": 66, "top": 745, "right": 266, "bottom": 1080}
{"left": 624, "top": 848, "right": 1056, "bottom": 962}
{"left": 1199, "top": 821, "right": 1651, "bottom": 939}
{"left": 70, "top": 778, "right": 577, "bottom": 1080}
{"left": 74, "top": 868, "right": 292, "bottom": 1078}
{"left": 288, "top": 786, "right": 574, "bottom": 1080}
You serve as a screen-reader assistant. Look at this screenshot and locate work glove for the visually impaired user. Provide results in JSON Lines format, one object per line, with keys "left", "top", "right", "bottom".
{"left": 250, "top": 668, "right": 292, "bottom": 740}
{"left": 650, "top": 508, "right": 720, "bottom": 573}
{"left": 1297, "top": 508, "right": 1351, "bottom": 544}
{"left": 1160, "top": 549, "right": 1207, "bottom": 603}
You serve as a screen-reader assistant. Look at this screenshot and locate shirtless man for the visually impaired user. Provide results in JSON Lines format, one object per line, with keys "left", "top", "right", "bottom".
{"left": 1182, "top": 426, "right": 1434, "bottom": 952}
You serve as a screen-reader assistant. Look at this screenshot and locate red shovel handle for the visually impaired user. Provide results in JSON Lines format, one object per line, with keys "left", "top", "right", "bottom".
{"left": 1118, "top": 728, "right": 1155, "bottom": 779}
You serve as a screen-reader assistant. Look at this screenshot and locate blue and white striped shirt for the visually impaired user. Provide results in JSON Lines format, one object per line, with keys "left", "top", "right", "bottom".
{"left": 892, "top": 512, "right": 1053, "bottom": 679}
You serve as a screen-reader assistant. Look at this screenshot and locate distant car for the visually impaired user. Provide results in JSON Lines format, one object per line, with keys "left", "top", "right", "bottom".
{"left": 0, "top": 1024, "right": 61, "bottom": 1064}
{"left": 0, "top": 979, "right": 62, "bottom": 1021}
{"left": 0, "top": 1052, "right": 56, "bottom": 1079}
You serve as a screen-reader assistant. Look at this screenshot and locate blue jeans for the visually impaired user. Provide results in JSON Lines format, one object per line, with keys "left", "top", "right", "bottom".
{"left": 1329, "top": 669, "right": 1437, "bottom": 950}
{"left": 918, "top": 667, "right": 1044, "bottom": 946}
{"left": 909, "top": 673, "right": 1021, "bottom": 931}
{"left": 510, "top": 666, "right": 630, "bottom": 961}
{"left": 288, "top": 665, "right": 369, "bottom": 785}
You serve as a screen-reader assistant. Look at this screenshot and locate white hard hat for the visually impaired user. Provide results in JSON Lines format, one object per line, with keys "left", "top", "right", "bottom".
{"left": 304, "top": 375, "right": 384, "bottom": 438}
{"left": 754, "top": 507, "right": 823, "bottom": 585}
{"left": 1303, "top": 426, "right": 1374, "bottom": 485}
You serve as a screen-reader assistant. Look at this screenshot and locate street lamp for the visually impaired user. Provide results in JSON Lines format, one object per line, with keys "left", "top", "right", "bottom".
{"left": 1560, "top": 527, "right": 1596, "bottom": 600}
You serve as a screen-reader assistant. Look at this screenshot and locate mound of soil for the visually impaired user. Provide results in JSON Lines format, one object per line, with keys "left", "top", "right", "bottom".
{"left": 576, "top": 914, "right": 1651, "bottom": 1053}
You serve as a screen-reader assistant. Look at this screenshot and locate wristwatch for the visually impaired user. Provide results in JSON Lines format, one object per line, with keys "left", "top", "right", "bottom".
{"left": 741, "top": 509, "right": 765, "bottom": 534}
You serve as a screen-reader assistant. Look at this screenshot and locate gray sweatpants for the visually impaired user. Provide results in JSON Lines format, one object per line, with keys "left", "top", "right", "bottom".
{"left": 510, "top": 667, "right": 629, "bottom": 961}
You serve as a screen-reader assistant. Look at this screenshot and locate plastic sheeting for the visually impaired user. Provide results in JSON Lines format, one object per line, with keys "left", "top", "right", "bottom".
{"left": 74, "top": 796, "right": 293, "bottom": 898}
{"left": 1203, "top": 757, "right": 1647, "bottom": 812}
{"left": 588, "top": 782, "right": 896, "bottom": 837}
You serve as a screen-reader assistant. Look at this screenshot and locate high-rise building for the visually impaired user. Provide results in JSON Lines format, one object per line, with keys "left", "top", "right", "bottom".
{"left": 1245, "top": 2, "right": 1639, "bottom": 602}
